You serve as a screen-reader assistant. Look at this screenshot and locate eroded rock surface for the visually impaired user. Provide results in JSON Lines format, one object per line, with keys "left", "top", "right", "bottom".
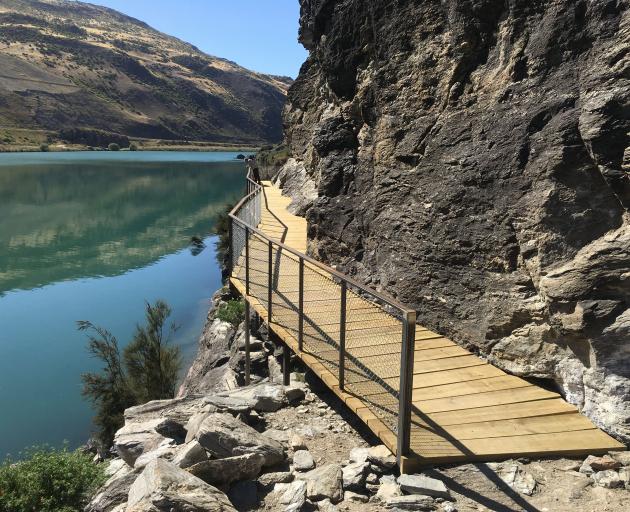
{"left": 278, "top": 0, "right": 630, "bottom": 441}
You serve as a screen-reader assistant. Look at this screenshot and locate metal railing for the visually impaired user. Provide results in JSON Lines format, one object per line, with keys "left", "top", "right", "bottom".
{"left": 228, "top": 170, "right": 417, "bottom": 463}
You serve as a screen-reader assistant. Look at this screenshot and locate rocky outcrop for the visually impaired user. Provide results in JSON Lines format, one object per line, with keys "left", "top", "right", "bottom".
{"left": 278, "top": 0, "right": 630, "bottom": 441}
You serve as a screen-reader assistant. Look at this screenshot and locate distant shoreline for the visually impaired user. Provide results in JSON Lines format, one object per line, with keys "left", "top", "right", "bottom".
{"left": 0, "top": 144, "right": 260, "bottom": 154}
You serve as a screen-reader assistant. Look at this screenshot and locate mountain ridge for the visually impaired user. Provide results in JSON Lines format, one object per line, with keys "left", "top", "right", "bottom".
{"left": 0, "top": 0, "right": 289, "bottom": 148}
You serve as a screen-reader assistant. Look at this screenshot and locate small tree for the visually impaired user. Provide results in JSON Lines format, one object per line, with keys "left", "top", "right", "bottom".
{"left": 129, "top": 142, "right": 138, "bottom": 151}
{"left": 108, "top": 142, "right": 120, "bottom": 151}
{"left": 79, "top": 300, "right": 181, "bottom": 446}
{"left": 78, "top": 322, "right": 135, "bottom": 447}
{"left": 39, "top": 143, "right": 49, "bottom": 152}
{"left": 123, "top": 301, "right": 181, "bottom": 403}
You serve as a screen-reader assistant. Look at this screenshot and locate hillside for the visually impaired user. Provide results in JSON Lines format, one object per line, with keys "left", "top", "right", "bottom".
{"left": 0, "top": 0, "right": 290, "bottom": 149}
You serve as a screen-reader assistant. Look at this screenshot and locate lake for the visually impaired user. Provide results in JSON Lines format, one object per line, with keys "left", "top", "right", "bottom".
{"left": 0, "top": 151, "right": 245, "bottom": 459}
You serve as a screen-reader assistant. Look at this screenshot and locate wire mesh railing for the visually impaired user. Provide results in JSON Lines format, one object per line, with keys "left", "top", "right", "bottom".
{"left": 228, "top": 170, "right": 417, "bottom": 464}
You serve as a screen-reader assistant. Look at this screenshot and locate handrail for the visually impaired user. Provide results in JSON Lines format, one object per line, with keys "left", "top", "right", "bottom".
{"left": 228, "top": 167, "right": 417, "bottom": 466}
{"left": 229, "top": 170, "right": 415, "bottom": 315}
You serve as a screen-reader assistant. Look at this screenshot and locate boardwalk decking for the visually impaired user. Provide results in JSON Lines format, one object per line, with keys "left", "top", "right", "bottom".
{"left": 230, "top": 181, "right": 625, "bottom": 472}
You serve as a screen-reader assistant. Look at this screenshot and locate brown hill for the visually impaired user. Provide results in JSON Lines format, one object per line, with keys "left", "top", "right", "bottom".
{"left": 0, "top": 0, "right": 290, "bottom": 148}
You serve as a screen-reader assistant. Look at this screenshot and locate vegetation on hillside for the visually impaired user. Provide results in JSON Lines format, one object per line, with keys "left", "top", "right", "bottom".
{"left": 0, "top": 445, "right": 105, "bottom": 512}
{"left": 79, "top": 300, "right": 182, "bottom": 446}
{"left": 216, "top": 298, "right": 245, "bottom": 327}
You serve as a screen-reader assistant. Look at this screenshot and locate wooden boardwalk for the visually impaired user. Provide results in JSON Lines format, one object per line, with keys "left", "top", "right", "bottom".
{"left": 230, "top": 181, "right": 625, "bottom": 472}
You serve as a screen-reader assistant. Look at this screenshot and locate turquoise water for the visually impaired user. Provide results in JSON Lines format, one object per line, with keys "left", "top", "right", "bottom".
{"left": 0, "top": 151, "right": 245, "bottom": 458}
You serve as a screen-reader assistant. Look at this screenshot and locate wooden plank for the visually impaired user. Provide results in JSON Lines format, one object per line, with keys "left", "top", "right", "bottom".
{"left": 426, "top": 398, "right": 577, "bottom": 426}
{"left": 441, "top": 413, "right": 597, "bottom": 440}
{"left": 413, "top": 386, "right": 559, "bottom": 413}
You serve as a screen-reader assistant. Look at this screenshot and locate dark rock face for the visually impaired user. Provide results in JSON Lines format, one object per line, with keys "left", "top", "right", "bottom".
{"left": 279, "top": 0, "right": 630, "bottom": 440}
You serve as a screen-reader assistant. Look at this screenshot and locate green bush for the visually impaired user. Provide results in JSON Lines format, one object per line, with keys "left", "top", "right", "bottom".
{"left": 216, "top": 299, "right": 245, "bottom": 327}
{"left": 39, "top": 143, "right": 49, "bottom": 152}
{"left": 107, "top": 143, "right": 120, "bottom": 151}
{"left": 129, "top": 143, "right": 138, "bottom": 151}
{"left": 0, "top": 445, "right": 106, "bottom": 512}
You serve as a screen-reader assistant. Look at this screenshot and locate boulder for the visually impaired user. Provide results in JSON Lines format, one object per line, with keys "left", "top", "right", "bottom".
{"left": 171, "top": 440, "right": 208, "bottom": 469}
{"left": 225, "top": 383, "right": 289, "bottom": 412}
{"left": 285, "top": 386, "right": 306, "bottom": 404}
{"left": 124, "top": 396, "right": 209, "bottom": 425}
{"left": 290, "top": 433, "right": 307, "bottom": 451}
{"left": 317, "top": 499, "right": 340, "bottom": 512}
{"left": 374, "top": 481, "right": 402, "bottom": 503}
{"left": 349, "top": 447, "right": 369, "bottom": 464}
{"left": 258, "top": 471, "right": 294, "bottom": 488}
{"left": 398, "top": 474, "right": 450, "bottom": 499}
{"left": 299, "top": 464, "right": 343, "bottom": 503}
{"left": 185, "top": 411, "right": 212, "bottom": 443}
{"left": 293, "top": 449, "right": 316, "bottom": 471}
{"left": 580, "top": 454, "right": 622, "bottom": 473}
{"left": 367, "top": 445, "right": 396, "bottom": 470}
{"left": 228, "top": 480, "right": 259, "bottom": 510}
{"left": 113, "top": 419, "right": 174, "bottom": 466}
{"left": 592, "top": 470, "right": 623, "bottom": 488}
{"left": 86, "top": 461, "right": 138, "bottom": 512}
{"left": 126, "top": 459, "right": 235, "bottom": 511}
{"left": 195, "top": 412, "right": 285, "bottom": 466}
{"left": 609, "top": 451, "right": 630, "bottom": 466}
{"left": 263, "top": 428, "right": 291, "bottom": 445}
{"left": 133, "top": 439, "right": 177, "bottom": 469}
{"left": 386, "top": 495, "right": 437, "bottom": 511}
{"left": 342, "top": 461, "right": 369, "bottom": 491}
{"left": 187, "top": 453, "right": 265, "bottom": 485}
{"left": 499, "top": 465, "right": 537, "bottom": 496}
{"left": 279, "top": 479, "right": 307, "bottom": 511}
{"left": 203, "top": 395, "right": 256, "bottom": 414}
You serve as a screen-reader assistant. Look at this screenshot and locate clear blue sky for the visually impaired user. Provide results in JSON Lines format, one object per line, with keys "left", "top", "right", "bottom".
{"left": 87, "top": 0, "right": 307, "bottom": 77}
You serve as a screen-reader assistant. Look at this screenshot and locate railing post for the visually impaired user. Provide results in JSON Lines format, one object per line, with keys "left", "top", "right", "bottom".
{"left": 283, "top": 344, "right": 291, "bottom": 386}
{"left": 245, "top": 227, "right": 250, "bottom": 295}
{"left": 338, "top": 281, "right": 347, "bottom": 391}
{"left": 267, "top": 241, "right": 273, "bottom": 324}
{"left": 298, "top": 257, "right": 304, "bottom": 352}
{"left": 227, "top": 217, "right": 233, "bottom": 277}
{"left": 244, "top": 299, "right": 251, "bottom": 385}
{"left": 397, "top": 310, "right": 417, "bottom": 467}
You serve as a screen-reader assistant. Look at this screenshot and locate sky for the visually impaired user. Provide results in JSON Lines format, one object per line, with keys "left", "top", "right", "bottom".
{"left": 87, "top": 0, "right": 307, "bottom": 78}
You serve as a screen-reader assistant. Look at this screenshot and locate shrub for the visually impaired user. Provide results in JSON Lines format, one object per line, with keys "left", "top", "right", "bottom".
{"left": 108, "top": 143, "right": 120, "bottom": 151}
{"left": 216, "top": 299, "right": 245, "bottom": 327}
{"left": 0, "top": 445, "right": 106, "bottom": 512}
{"left": 39, "top": 143, "right": 49, "bottom": 152}
{"left": 129, "top": 143, "right": 138, "bottom": 151}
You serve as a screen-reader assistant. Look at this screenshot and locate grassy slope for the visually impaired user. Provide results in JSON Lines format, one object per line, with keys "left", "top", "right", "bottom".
{"left": 0, "top": 0, "right": 291, "bottom": 149}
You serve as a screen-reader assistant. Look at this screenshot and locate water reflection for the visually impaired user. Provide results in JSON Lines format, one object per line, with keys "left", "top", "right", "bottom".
{"left": 0, "top": 156, "right": 244, "bottom": 294}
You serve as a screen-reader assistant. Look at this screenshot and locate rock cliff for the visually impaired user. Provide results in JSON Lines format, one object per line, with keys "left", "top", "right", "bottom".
{"left": 276, "top": 0, "right": 630, "bottom": 441}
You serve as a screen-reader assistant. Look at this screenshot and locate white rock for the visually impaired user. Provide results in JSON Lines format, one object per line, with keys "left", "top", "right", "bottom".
{"left": 375, "top": 481, "right": 402, "bottom": 502}
{"left": 342, "top": 461, "right": 369, "bottom": 491}
{"left": 293, "top": 449, "right": 316, "bottom": 471}
{"left": 126, "top": 459, "right": 235, "bottom": 511}
{"left": 386, "top": 494, "right": 436, "bottom": 510}
{"left": 349, "top": 447, "right": 369, "bottom": 464}
{"left": 290, "top": 433, "right": 307, "bottom": 450}
{"left": 499, "top": 465, "right": 536, "bottom": 496}
{"left": 280, "top": 479, "right": 307, "bottom": 510}
{"left": 298, "top": 464, "right": 343, "bottom": 503}
{"left": 367, "top": 445, "right": 396, "bottom": 469}
{"left": 592, "top": 469, "right": 623, "bottom": 488}
{"left": 171, "top": 440, "right": 208, "bottom": 469}
{"left": 317, "top": 498, "right": 340, "bottom": 511}
{"left": 398, "top": 474, "right": 450, "bottom": 499}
